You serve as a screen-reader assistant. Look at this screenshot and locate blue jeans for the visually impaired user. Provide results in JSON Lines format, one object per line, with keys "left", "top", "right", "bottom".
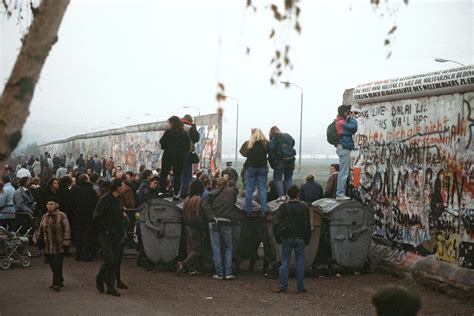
{"left": 245, "top": 166, "right": 268, "bottom": 215}
{"left": 336, "top": 148, "right": 351, "bottom": 197}
{"left": 273, "top": 161, "right": 295, "bottom": 197}
{"left": 180, "top": 152, "right": 192, "bottom": 197}
{"left": 209, "top": 223, "right": 233, "bottom": 277}
{"left": 279, "top": 238, "right": 305, "bottom": 292}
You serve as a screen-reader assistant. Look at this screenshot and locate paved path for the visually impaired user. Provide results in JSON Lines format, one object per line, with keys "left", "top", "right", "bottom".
{"left": 1, "top": 257, "right": 474, "bottom": 315}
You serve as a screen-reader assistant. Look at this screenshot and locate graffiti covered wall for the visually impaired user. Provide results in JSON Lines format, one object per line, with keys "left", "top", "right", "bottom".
{"left": 40, "top": 113, "right": 222, "bottom": 173}
{"left": 347, "top": 67, "right": 474, "bottom": 269}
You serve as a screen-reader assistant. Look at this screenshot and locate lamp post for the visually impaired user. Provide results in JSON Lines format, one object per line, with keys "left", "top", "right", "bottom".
{"left": 182, "top": 106, "right": 201, "bottom": 116}
{"left": 144, "top": 113, "right": 160, "bottom": 121}
{"left": 280, "top": 81, "right": 303, "bottom": 173}
{"left": 125, "top": 117, "right": 139, "bottom": 125}
{"left": 224, "top": 95, "right": 239, "bottom": 168}
{"left": 434, "top": 58, "right": 465, "bottom": 67}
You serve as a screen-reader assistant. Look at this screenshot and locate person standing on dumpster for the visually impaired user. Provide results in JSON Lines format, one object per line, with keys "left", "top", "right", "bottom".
{"left": 273, "top": 184, "right": 311, "bottom": 293}
{"left": 179, "top": 114, "right": 200, "bottom": 199}
{"left": 335, "top": 105, "right": 357, "bottom": 200}
{"left": 239, "top": 128, "right": 269, "bottom": 216}
{"left": 158, "top": 116, "right": 190, "bottom": 201}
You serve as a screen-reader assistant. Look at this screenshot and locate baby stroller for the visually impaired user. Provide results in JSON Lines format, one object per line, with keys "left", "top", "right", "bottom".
{"left": 0, "top": 226, "right": 32, "bottom": 270}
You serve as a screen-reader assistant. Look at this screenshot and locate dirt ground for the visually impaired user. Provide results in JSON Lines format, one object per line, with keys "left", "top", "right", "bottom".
{"left": 1, "top": 256, "right": 474, "bottom": 316}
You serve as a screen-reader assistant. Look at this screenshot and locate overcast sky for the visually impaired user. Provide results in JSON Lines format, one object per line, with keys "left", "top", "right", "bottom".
{"left": 1, "top": 0, "right": 472, "bottom": 156}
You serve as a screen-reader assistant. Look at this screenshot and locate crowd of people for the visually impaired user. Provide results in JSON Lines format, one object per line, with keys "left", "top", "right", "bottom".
{"left": 0, "top": 111, "right": 352, "bottom": 296}
{"left": 3, "top": 109, "right": 424, "bottom": 314}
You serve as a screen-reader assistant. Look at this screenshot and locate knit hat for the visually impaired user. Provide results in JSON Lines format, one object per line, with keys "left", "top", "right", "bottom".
{"left": 46, "top": 196, "right": 59, "bottom": 204}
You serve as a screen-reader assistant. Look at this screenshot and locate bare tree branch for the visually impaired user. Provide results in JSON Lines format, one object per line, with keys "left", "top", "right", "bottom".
{"left": 0, "top": 0, "right": 70, "bottom": 176}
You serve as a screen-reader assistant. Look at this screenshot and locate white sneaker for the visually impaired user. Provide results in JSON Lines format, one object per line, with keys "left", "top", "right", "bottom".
{"left": 212, "top": 274, "right": 223, "bottom": 280}
{"left": 336, "top": 195, "right": 351, "bottom": 201}
{"left": 188, "top": 270, "right": 201, "bottom": 276}
{"left": 225, "top": 275, "right": 236, "bottom": 280}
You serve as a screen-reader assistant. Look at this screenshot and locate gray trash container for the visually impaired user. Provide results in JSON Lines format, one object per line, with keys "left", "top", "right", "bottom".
{"left": 138, "top": 198, "right": 182, "bottom": 263}
{"left": 312, "top": 198, "right": 374, "bottom": 269}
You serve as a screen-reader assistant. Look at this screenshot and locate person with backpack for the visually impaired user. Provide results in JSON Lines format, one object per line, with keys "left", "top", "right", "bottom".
{"left": 334, "top": 105, "right": 358, "bottom": 200}
{"left": 268, "top": 126, "right": 296, "bottom": 198}
{"left": 273, "top": 184, "right": 311, "bottom": 293}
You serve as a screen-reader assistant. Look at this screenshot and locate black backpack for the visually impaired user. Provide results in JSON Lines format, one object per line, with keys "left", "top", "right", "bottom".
{"left": 327, "top": 120, "right": 339, "bottom": 146}
{"left": 277, "top": 133, "right": 296, "bottom": 162}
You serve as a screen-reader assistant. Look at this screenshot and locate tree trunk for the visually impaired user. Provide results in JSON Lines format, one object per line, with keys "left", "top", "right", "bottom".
{"left": 0, "top": 0, "right": 70, "bottom": 177}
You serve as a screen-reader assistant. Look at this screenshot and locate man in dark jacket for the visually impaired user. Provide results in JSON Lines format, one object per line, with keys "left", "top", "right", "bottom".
{"left": 203, "top": 177, "right": 237, "bottom": 280}
{"left": 221, "top": 161, "right": 238, "bottom": 185}
{"left": 76, "top": 154, "right": 86, "bottom": 170}
{"left": 71, "top": 174, "right": 98, "bottom": 261}
{"left": 179, "top": 114, "right": 200, "bottom": 199}
{"left": 138, "top": 176, "right": 159, "bottom": 204}
{"left": 299, "top": 173, "right": 324, "bottom": 204}
{"left": 94, "top": 179, "right": 127, "bottom": 297}
{"left": 273, "top": 184, "right": 310, "bottom": 293}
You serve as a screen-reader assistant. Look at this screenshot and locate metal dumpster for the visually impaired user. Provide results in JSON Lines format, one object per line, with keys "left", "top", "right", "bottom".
{"left": 312, "top": 198, "right": 374, "bottom": 269}
{"left": 138, "top": 198, "right": 182, "bottom": 263}
{"left": 267, "top": 199, "right": 323, "bottom": 270}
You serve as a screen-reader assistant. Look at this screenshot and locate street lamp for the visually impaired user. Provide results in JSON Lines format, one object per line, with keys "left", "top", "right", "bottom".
{"left": 280, "top": 81, "right": 303, "bottom": 173}
{"left": 125, "top": 117, "right": 139, "bottom": 125}
{"left": 182, "top": 106, "right": 201, "bottom": 116}
{"left": 224, "top": 95, "right": 239, "bottom": 168}
{"left": 144, "top": 113, "right": 160, "bottom": 121}
{"left": 434, "top": 58, "right": 465, "bottom": 67}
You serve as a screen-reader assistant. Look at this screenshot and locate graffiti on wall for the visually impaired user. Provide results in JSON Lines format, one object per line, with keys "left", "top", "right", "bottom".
{"left": 352, "top": 92, "right": 474, "bottom": 269}
{"left": 40, "top": 116, "right": 222, "bottom": 173}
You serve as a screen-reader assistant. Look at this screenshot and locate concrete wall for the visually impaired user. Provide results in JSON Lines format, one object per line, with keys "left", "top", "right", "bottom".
{"left": 345, "top": 66, "right": 474, "bottom": 270}
{"left": 39, "top": 113, "right": 222, "bottom": 173}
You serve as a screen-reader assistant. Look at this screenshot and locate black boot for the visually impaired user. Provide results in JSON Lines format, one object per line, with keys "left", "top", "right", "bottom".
{"left": 95, "top": 276, "right": 105, "bottom": 293}
{"left": 117, "top": 280, "right": 128, "bottom": 289}
{"left": 106, "top": 289, "right": 121, "bottom": 297}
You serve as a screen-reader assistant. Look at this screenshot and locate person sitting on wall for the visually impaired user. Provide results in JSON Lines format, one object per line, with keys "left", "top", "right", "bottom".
{"left": 299, "top": 173, "right": 324, "bottom": 204}
{"left": 324, "top": 164, "right": 339, "bottom": 198}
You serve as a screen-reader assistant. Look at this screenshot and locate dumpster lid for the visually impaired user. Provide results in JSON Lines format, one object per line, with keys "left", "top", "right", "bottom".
{"left": 235, "top": 197, "right": 261, "bottom": 212}
{"left": 312, "top": 198, "right": 354, "bottom": 213}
